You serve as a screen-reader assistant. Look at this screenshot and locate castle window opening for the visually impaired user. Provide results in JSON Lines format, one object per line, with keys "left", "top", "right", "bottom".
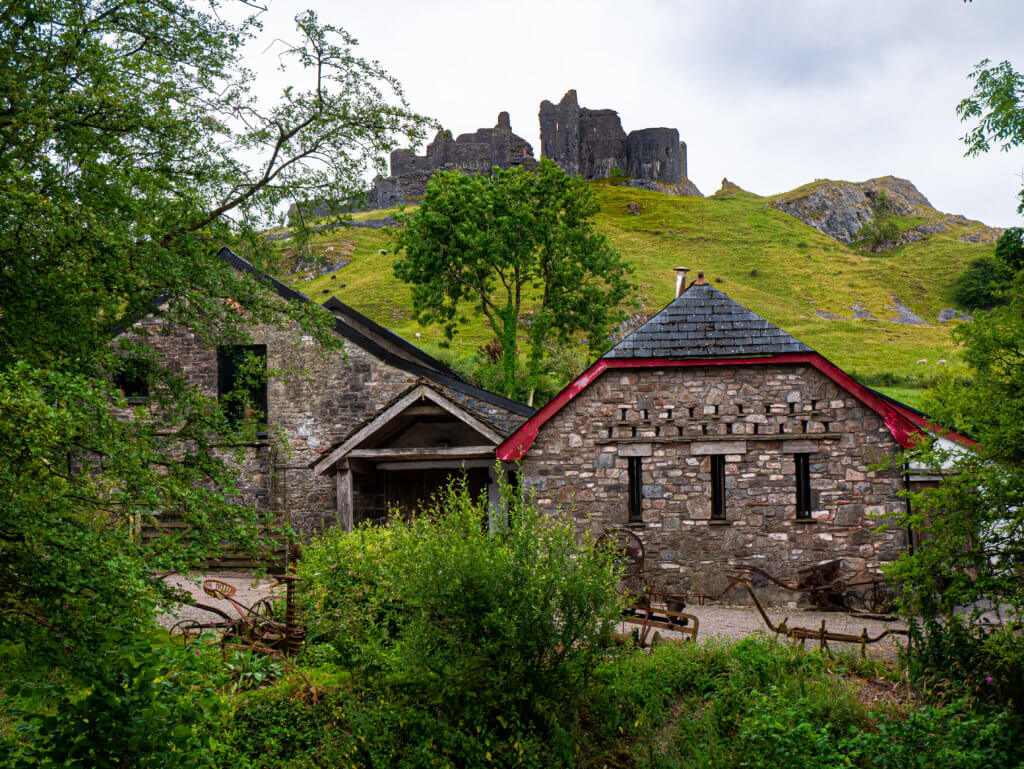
{"left": 217, "top": 344, "right": 268, "bottom": 431}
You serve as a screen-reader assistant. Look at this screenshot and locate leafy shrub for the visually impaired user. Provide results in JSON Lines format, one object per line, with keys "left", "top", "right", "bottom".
{"left": 298, "top": 476, "right": 623, "bottom": 737}
{"left": 903, "top": 616, "right": 1024, "bottom": 712}
{"left": 4, "top": 637, "right": 225, "bottom": 769}
{"left": 857, "top": 217, "right": 901, "bottom": 250}
{"left": 952, "top": 255, "right": 1010, "bottom": 309}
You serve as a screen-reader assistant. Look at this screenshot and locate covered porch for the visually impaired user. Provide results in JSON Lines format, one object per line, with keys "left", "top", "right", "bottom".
{"left": 312, "top": 384, "right": 505, "bottom": 529}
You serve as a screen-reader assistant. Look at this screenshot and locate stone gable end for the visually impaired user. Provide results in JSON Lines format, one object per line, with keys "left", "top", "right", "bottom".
{"left": 517, "top": 363, "right": 906, "bottom": 596}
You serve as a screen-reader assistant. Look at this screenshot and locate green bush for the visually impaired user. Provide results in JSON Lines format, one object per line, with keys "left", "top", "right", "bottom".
{"left": 298, "top": 475, "right": 623, "bottom": 737}
{"left": 952, "top": 255, "right": 1010, "bottom": 309}
{"left": 3, "top": 636, "right": 226, "bottom": 769}
{"left": 857, "top": 217, "right": 901, "bottom": 250}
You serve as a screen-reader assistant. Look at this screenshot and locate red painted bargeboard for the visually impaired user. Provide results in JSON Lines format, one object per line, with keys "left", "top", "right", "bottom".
{"left": 496, "top": 353, "right": 970, "bottom": 461}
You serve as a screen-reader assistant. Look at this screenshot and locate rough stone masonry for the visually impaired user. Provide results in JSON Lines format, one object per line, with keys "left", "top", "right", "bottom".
{"left": 516, "top": 364, "right": 907, "bottom": 602}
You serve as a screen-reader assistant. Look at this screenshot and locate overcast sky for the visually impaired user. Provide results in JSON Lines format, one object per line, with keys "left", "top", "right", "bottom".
{"left": 254, "top": 0, "right": 1023, "bottom": 227}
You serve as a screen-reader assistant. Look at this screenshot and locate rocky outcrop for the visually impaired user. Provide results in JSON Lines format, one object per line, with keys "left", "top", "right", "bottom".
{"left": 623, "top": 178, "right": 703, "bottom": 198}
{"left": 769, "top": 176, "right": 936, "bottom": 244}
{"left": 539, "top": 90, "right": 692, "bottom": 186}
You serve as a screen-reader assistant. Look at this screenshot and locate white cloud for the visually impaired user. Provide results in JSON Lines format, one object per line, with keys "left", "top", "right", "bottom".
{"left": 251, "top": 0, "right": 1024, "bottom": 226}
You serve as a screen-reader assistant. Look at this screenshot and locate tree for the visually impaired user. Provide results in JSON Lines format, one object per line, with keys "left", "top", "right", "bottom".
{"left": 0, "top": 0, "right": 431, "bottom": 680}
{"left": 951, "top": 228, "right": 1024, "bottom": 309}
{"left": 957, "top": 59, "right": 1024, "bottom": 214}
{"left": 393, "top": 159, "right": 635, "bottom": 399}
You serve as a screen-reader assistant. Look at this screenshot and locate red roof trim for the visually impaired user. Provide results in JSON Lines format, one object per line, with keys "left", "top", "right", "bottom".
{"left": 496, "top": 353, "right": 973, "bottom": 461}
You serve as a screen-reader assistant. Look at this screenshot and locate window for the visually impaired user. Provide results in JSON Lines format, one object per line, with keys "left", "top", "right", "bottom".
{"left": 795, "top": 453, "right": 812, "bottom": 519}
{"left": 113, "top": 361, "right": 150, "bottom": 403}
{"left": 627, "top": 456, "right": 643, "bottom": 523}
{"left": 710, "top": 455, "right": 726, "bottom": 520}
{"left": 217, "top": 344, "right": 268, "bottom": 431}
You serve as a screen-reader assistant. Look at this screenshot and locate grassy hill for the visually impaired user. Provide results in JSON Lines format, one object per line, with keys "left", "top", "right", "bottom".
{"left": 276, "top": 180, "right": 995, "bottom": 408}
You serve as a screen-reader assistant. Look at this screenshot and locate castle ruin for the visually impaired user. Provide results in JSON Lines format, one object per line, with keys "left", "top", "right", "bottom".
{"left": 352, "top": 90, "right": 697, "bottom": 210}
{"left": 538, "top": 89, "right": 686, "bottom": 185}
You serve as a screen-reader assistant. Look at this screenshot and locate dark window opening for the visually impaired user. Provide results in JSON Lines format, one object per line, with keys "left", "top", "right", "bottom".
{"left": 608, "top": 426, "right": 614, "bottom": 438}
{"left": 823, "top": 421, "right": 831, "bottom": 432}
{"left": 688, "top": 406, "right": 696, "bottom": 418}
{"left": 620, "top": 408, "right": 628, "bottom": 420}
{"left": 113, "top": 362, "right": 150, "bottom": 403}
{"left": 217, "top": 345, "right": 268, "bottom": 432}
{"left": 641, "top": 408, "right": 649, "bottom": 420}
{"left": 701, "top": 424, "right": 708, "bottom": 435}
{"left": 666, "top": 409, "right": 673, "bottom": 420}
{"left": 655, "top": 425, "right": 661, "bottom": 437}
{"left": 710, "top": 455, "right": 726, "bottom": 520}
{"left": 801, "top": 420, "right": 808, "bottom": 433}
{"left": 753, "top": 423, "right": 760, "bottom": 435}
{"left": 627, "top": 456, "right": 643, "bottom": 523}
{"left": 726, "top": 422, "right": 733, "bottom": 434}
{"left": 789, "top": 402, "right": 798, "bottom": 414}
{"left": 631, "top": 425, "right": 637, "bottom": 437}
{"left": 738, "top": 403, "right": 745, "bottom": 414}
{"left": 795, "top": 453, "right": 812, "bottom": 519}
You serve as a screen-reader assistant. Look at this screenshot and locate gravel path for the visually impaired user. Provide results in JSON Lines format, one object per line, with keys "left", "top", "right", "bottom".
{"left": 159, "top": 572, "right": 282, "bottom": 628}
{"left": 621, "top": 602, "right": 909, "bottom": 660}
{"left": 159, "top": 572, "right": 910, "bottom": 661}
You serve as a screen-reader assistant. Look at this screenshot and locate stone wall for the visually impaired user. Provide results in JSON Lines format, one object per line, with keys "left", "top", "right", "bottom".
{"left": 122, "top": 313, "right": 423, "bottom": 535}
{"left": 517, "top": 364, "right": 907, "bottom": 601}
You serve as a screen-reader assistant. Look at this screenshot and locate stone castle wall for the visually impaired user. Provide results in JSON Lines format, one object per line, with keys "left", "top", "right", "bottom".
{"left": 366, "top": 112, "right": 537, "bottom": 208}
{"left": 539, "top": 90, "right": 688, "bottom": 185}
{"left": 517, "top": 364, "right": 907, "bottom": 601}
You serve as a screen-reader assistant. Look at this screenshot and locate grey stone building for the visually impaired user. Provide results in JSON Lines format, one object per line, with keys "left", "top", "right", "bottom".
{"left": 497, "top": 270, "right": 966, "bottom": 596}
{"left": 117, "top": 248, "right": 532, "bottom": 547}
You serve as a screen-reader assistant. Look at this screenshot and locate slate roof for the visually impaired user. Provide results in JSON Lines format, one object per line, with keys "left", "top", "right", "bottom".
{"left": 604, "top": 282, "right": 812, "bottom": 359}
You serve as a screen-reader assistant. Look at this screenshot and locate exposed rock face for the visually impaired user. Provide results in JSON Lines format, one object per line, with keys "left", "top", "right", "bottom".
{"left": 938, "top": 308, "right": 973, "bottom": 322}
{"left": 539, "top": 90, "right": 690, "bottom": 185}
{"left": 769, "top": 177, "right": 936, "bottom": 244}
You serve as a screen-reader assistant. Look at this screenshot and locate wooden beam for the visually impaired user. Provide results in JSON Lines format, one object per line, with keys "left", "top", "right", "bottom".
{"left": 377, "top": 458, "right": 494, "bottom": 471}
{"left": 347, "top": 445, "right": 496, "bottom": 461}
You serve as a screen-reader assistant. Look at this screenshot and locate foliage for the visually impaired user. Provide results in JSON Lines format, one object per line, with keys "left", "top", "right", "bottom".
{"left": 585, "top": 638, "right": 1024, "bottom": 769}
{"left": 298, "top": 474, "right": 623, "bottom": 738}
{"left": 223, "top": 651, "right": 284, "bottom": 694}
{"left": 886, "top": 256, "right": 1024, "bottom": 710}
{"left": 952, "top": 255, "right": 1009, "bottom": 309}
{"left": 3, "top": 636, "right": 226, "bottom": 768}
{"left": 857, "top": 217, "right": 900, "bottom": 251}
{"left": 393, "top": 159, "right": 635, "bottom": 396}
{"left": 951, "top": 228, "right": 1024, "bottom": 309}
{"left": 957, "top": 59, "right": 1024, "bottom": 214}
{"left": 0, "top": 0, "right": 430, "bottom": 681}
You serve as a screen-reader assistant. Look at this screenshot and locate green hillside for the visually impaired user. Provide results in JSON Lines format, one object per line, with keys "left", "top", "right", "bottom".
{"left": 278, "top": 181, "right": 994, "bottom": 408}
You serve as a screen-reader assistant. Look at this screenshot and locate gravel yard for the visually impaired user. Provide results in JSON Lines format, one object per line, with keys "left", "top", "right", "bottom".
{"left": 160, "top": 572, "right": 909, "bottom": 661}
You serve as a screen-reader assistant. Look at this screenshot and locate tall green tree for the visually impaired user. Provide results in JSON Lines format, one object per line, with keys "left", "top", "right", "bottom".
{"left": 393, "top": 159, "right": 635, "bottom": 399}
{"left": 0, "top": 0, "right": 431, "bottom": 680}
{"left": 884, "top": 56, "right": 1024, "bottom": 708}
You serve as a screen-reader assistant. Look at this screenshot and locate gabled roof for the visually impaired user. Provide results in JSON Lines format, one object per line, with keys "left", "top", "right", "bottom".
{"left": 604, "top": 282, "right": 812, "bottom": 359}
{"left": 496, "top": 281, "right": 972, "bottom": 461}
{"left": 312, "top": 382, "right": 506, "bottom": 475}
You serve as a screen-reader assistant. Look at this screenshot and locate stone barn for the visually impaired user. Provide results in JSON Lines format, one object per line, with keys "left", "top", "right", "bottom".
{"left": 116, "top": 248, "right": 532, "bottom": 556}
{"left": 497, "top": 270, "right": 968, "bottom": 597}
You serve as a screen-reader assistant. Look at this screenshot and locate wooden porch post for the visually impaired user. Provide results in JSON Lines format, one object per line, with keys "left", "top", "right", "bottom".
{"left": 336, "top": 461, "right": 354, "bottom": 532}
